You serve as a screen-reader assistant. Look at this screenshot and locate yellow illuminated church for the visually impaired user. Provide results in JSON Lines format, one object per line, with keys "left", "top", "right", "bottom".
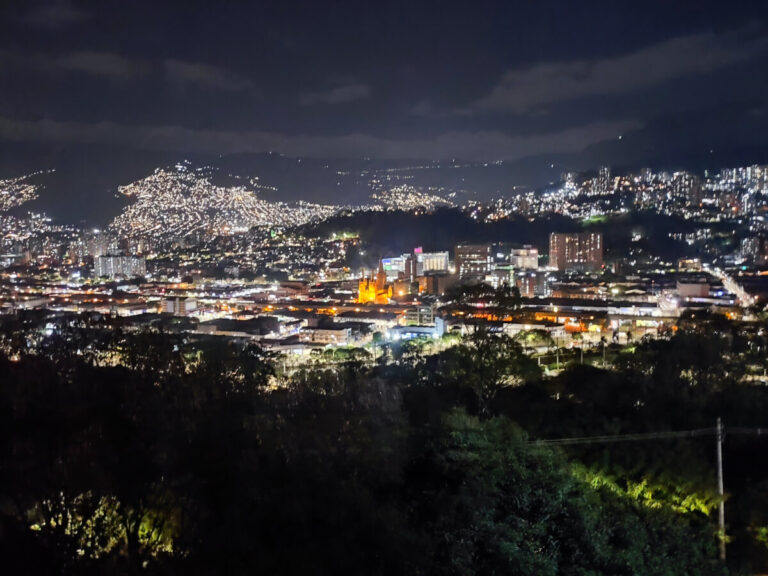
{"left": 357, "top": 261, "right": 392, "bottom": 304}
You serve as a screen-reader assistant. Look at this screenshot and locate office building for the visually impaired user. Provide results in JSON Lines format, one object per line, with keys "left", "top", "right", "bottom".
{"left": 455, "top": 244, "right": 491, "bottom": 278}
{"left": 412, "top": 248, "right": 449, "bottom": 277}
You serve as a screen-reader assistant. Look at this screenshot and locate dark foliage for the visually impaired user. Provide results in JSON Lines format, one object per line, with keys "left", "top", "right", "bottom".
{"left": 1, "top": 316, "right": 762, "bottom": 574}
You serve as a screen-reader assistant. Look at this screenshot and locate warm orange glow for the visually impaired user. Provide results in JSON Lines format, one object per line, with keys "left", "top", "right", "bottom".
{"left": 357, "top": 277, "right": 391, "bottom": 304}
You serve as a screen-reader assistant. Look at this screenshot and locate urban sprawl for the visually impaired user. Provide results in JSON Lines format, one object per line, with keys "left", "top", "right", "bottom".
{"left": 2, "top": 161, "right": 768, "bottom": 371}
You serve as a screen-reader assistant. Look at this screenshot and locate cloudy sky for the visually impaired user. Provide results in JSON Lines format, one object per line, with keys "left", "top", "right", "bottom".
{"left": 1, "top": 0, "right": 768, "bottom": 166}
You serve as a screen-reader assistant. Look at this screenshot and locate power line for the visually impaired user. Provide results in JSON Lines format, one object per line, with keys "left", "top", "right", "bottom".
{"left": 725, "top": 427, "right": 768, "bottom": 436}
{"left": 529, "top": 422, "right": 768, "bottom": 562}
{"left": 529, "top": 425, "right": 768, "bottom": 446}
{"left": 530, "top": 427, "right": 716, "bottom": 446}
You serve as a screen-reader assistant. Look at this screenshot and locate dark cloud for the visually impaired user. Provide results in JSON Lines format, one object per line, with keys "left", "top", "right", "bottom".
{"left": 0, "top": 115, "right": 637, "bottom": 162}
{"left": 0, "top": 48, "right": 252, "bottom": 92}
{"left": 472, "top": 30, "right": 767, "bottom": 114}
{"left": 55, "top": 51, "right": 147, "bottom": 79}
{"left": 22, "top": 0, "right": 89, "bottom": 29}
{"left": 300, "top": 84, "right": 371, "bottom": 106}
{"left": 409, "top": 100, "right": 434, "bottom": 117}
{"left": 163, "top": 59, "right": 254, "bottom": 92}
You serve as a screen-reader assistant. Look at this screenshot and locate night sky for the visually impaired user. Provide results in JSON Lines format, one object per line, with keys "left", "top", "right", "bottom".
{"left": 1, "top": 0, "right": 768, "bottom": 219}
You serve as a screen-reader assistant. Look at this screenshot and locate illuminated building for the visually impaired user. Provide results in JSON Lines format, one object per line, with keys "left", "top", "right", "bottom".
{"left": 741, "top": 236, "right": 768, "bottom": 265}
{"left": 421, "top": 273, "right": 459, "bottom": 296}
{"left": 392, "top": 279, "right": 414, "bottom": 299}
{"left": 381, "top": 256, "right": 407, "bottom": 281}
{"left": 514, "top": 270, "right": 550, "bottom": 298}
{"left": 672, "top": 172, "right": 703, "bottom": 207}
{"left": 549, "top": 233, "right": 603, "bottom": 272}
{"left": 358, "top": 277, "right": 378, "bottom": 303}
{"left": 405, "top": 305, "right": 436, "bottom": 326}
{"left": 95, "top": 255, "right": 147, "bottom": 278}
{"left": 486, "top": 267, "right": 513, "bottom": 289}
{"left": 510, "top": 245, "right": 539, "bottom": 269}
{"left": 412, "top": 248, "right": 449, "bottom": 277}
{"left": 595, "top": 166, "right": 611, "bottom": 194}
{"left": 300, "top": 326, "right": 352, "bottom": 345}
{"left": 455, "top": 244, "right": 491, "bottom": 278}
{"left": 86, "top": 233, "right": 114, "bottom": 258}
{"left": 357, "top": 261, "right": 392, "bottom": 304}
{"left": 165, "top": 297, "right": 197, "bottom": 316}
{"left": 678, "top": 258, "right": 703, "bottom": 271}
{"left": 676, "top": 281, "right": 710, "bottom": 299}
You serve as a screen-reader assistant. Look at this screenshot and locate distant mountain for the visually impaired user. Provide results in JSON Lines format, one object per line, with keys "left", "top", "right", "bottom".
{"left": 0, "top": 145, "right": 534, "bottom": 226}
{"left": 108, "top": 162, "right": 339, "bottom": 239}
{"left": 0, "top": 170, "right": 47, "bottom": 213}
{"left": 0, "top": 142, "right": 183, "bottom": 226}
{"left": 1, "top": 134, "right": 766, "bottom": 227}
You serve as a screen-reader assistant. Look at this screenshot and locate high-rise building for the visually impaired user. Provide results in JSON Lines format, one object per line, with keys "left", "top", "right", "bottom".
{"left": 94, "top": 255, "right": 147, "bottom": 279}
{"left": 67, "top": 239, "right": 87, "bottom": 263}
{"left": 455, "top": 244, "right": 491, "bottom": 278}
{"left": 510, "top": 245, "right": 539, "bottom": 269}
{"left": 595, "top": 166, "right": 611, "bottom": 194}
{"left": 86, "top": 232, "right": 115, "bottom": 258}
{"left": 741, "top": 236, "right": 768, "bottom": 265}
{"left": 549, "top": 232, "right": 603, "bottom": 272}
{"left": 672, "top": 172, "right": 703, "bottom": 207}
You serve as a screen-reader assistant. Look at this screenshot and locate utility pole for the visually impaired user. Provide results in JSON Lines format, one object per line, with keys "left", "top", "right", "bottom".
{"left": 531, "top": 421, "right": 768, "bottom": 567}
{"left": 716, "top": 417, "right": 726, "bottom": 562}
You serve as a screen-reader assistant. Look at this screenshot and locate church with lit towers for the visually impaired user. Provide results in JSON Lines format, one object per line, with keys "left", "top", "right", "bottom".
{"left": 357, "top": 261, "right": 392, "bottom": 304}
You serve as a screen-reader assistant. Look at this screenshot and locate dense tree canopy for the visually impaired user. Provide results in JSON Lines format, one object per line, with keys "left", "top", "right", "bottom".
{"left": 1, "top": 312, "right": 767, "bottom": 574}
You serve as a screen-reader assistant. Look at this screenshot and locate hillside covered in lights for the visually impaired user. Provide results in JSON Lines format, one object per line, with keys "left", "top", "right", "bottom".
{"left": 109, "top": 162, "right": 341, "bottom": 239}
